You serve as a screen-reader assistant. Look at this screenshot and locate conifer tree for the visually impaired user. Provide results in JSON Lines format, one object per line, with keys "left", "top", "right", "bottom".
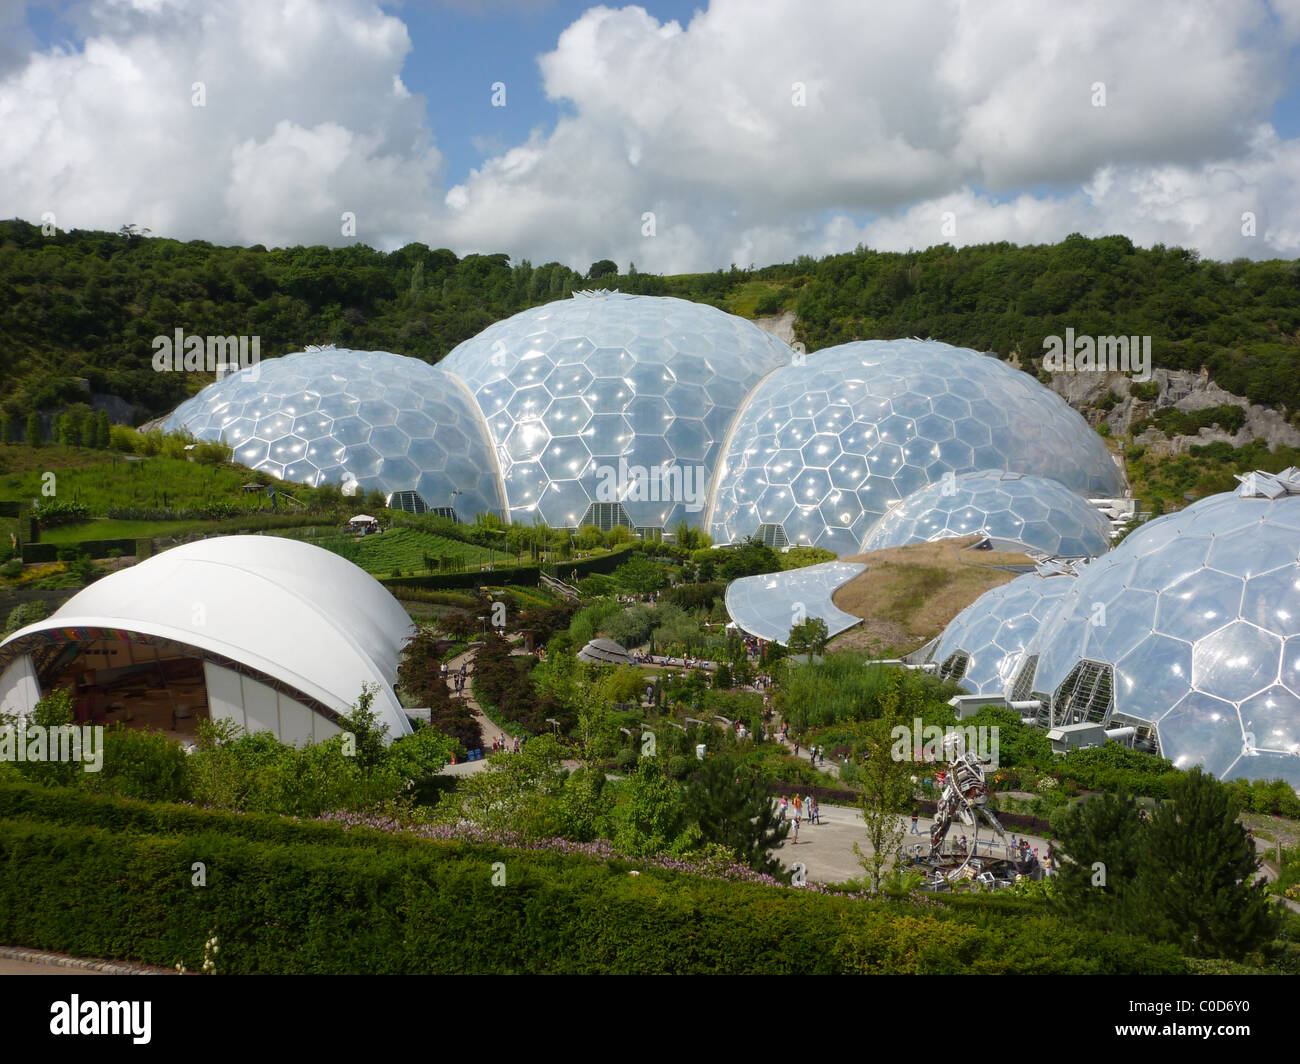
{"left": 684, "top": 752, "right": 789, "bottom": 874}
{"left": 1051, "top": 789, "right": 1144, "bottom": 927}
{"left": 1132, "top": 767, "right": 1278, "bottom": 959}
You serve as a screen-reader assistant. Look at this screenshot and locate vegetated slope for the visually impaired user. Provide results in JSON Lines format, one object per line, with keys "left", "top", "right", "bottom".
{"left": 305, "top": 526, "right": 493, "bottom": 575}
{"left": 831, "top": 538, "right": 1030, "bottom": 653}
{"left": 2, "top": 219, "right": 1296, "bottom": 424}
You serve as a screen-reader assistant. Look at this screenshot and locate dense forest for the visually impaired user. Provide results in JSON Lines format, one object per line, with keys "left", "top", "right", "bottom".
{"left": 0, "top": 219, "right": 1297, "bottom": 422}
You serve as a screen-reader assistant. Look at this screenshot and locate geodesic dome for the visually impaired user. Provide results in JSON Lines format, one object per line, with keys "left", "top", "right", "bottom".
{"left": 706, "top": 340, "right": 1124, "bottom": 557}
{"left": 162, "top": 349, "right": 502, "bottom": 520}
{"left": 927, "top": 571, "right": 1077, "bottom": 696}
{"left": 861, "top": 470, "right": 1113, "bottom": 558}
{"left": 438, "top": 291, "right": 793, "bottom": 530}
{"left": 1017, "top": 486, "right": 1300, "bottom": 786}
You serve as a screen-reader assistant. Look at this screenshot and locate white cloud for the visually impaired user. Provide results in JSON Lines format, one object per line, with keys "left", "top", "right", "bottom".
{"left": 442, "top": 0, "right": 1300, "bottom": 268}
{"left": 2, "top": 0, "right": 1299, "bottom": 269}
{"left": 0, "top": 0, "right": 440, "bottom": 246}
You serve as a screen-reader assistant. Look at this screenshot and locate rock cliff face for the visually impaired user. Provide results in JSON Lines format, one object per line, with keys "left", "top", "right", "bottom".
{"left": 1046, "top": 368, "right": 1300, "bottom": 455}
{"left": 751, "top": 311, "right": 798, "bottom": 346}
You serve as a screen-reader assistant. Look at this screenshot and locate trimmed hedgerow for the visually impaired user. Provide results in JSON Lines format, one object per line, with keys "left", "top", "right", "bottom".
{"left": 0, "top": 784, "right": 1187, "bottom": 974}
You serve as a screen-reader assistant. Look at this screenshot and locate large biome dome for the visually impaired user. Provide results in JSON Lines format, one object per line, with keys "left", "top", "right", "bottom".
{"left": 706, "top": 340, "right": 1124, "bottom": 556}
{"left": 1016, "top": 482, "right": 1300, "bottom": 786}
{"left": 163, "top": 349, "right": 503, "bottom": 520}
{"left": 438, "top": 291, "right": 793, "bottom": 530}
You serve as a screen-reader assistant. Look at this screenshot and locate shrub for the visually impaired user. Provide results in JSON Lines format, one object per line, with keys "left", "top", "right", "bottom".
{"left": 30, "top": 498, "right": 90, "bottom": 527}
{"left": 0, "top": 785, "right": 1191, "bottom": 974}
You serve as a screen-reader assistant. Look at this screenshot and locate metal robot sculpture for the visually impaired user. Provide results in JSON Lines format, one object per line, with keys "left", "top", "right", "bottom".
{"left": 928, "top": 737, "right": 1007, "bottom": 860}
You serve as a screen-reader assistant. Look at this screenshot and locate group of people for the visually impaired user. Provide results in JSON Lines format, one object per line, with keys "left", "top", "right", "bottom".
{"left": 777, "top": 792, "right": 821, "bottom": 843}
{"left": 777, "top": 723, "right": 826, "bottom": 766}
{"left": 1009, "top": 835, "right": 1045, "bottom": 868}
{"left": 491, "top": 734, "right": 520, "bottom": 754}
{"left": 441, "top": 661, "right": 469, "bottom": 695}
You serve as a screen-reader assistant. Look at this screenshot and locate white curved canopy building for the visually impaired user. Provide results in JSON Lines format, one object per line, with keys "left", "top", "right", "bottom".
{"left": 0, "top": 536, "right": 414, "bottom": 746}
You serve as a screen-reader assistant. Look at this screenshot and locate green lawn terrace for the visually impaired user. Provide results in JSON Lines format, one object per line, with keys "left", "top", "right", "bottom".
{"left": 0, "top": 443, "right": 631, "bottom": 596}
{"left": 284, "top": 526, "right": 496, "bottom": 576}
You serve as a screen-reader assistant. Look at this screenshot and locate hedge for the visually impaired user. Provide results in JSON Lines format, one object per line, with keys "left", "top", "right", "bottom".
{"left": 0, "top": 782, "right": 390, "bottom": 850}
{"left": 379, "top": 547, "right": 639, "bottom": 593}
{"left": 562, "top": 546, "right": 638, "bottom": 578}
{"left": 21, "top": 537, "right": 139, "bottom": 563}
{"left": 0, "top": 784, "right": 1186, "bottom": 974}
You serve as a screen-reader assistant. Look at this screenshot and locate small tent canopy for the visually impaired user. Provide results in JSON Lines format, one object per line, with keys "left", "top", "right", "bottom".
{"left": 349, "top": 515, "right": 376, "bottom": 524}
{"left": 576, "top": 637, "right": 634, "bottom": 666}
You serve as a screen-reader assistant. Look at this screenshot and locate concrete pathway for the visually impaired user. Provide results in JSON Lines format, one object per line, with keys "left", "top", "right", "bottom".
{"left": 0, "top": 947, "right": 172, "bottom": 976}
{"left": 773, "top": 732, "right": 841, "bottom": 779}
{"left": 772, "top": 803, "right": 1053, "bottom": 885}
{"left": 438, "top": 649, "right": 514, "bottom": 775}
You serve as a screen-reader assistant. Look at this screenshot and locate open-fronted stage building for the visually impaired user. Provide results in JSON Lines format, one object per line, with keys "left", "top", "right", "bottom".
{"left": 0, "top": 536, "right": 414, "bottom": 746}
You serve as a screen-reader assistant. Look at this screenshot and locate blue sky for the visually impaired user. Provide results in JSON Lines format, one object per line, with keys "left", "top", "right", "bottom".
{"left": 395, "top": 0, "right": 1300, "bottom": 186}
{"left": 4, "top": 0, "right": 1299, "bottom": 270}
{"left": 399, "top": 1, "right": 707, "bottom": 185}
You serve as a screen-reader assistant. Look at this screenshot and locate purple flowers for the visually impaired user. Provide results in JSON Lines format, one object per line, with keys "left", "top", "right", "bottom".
{"left": 315, "top": 809, "right": 879, "bottom": 898}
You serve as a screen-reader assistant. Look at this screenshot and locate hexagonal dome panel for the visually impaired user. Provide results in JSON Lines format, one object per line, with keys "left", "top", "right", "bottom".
{"left": 861, "top": 470, "right": 1113, "bottom": 558}
{"left": 163, "top": 348, "right": 502, "bottom": 518}
{"left": 708, "top": 340, "right": 1123, "bottom": 556}
{"left": 928, "top": 571, "right": 1077, "bottom": 696}
{"left": 439, "top": 292, "right": 792, "bottom": 528}
{"left": 1022, "top": 489, "right": 1300, "bottom": 787}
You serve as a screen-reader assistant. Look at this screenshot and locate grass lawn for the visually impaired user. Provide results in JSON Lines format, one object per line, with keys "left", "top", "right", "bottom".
{"left": 0, "top": 450, "right": 258, "bottom": 511}
{"left": 294, "top": 527, "right": 496, "bottom": 576}
{"left": 832, "top": 536, "right": 1032, "bottom": 653}
{"left": 36, "top": 518, "right": 213, "bottom": 543}
{"left": 722, "top": 279, "right": 788, "bottom": 318}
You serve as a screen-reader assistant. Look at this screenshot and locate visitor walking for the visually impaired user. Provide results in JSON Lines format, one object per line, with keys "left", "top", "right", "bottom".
{"left": 809, "top": 797, "right": 819, "bottom": 825}
{"left": 910, "top": 811, "right": 920, "bottom": 834}
{"left": 779, "top": 795, "right": 788, "bottom": 822}
{"left": 792, "top": 794, "right": 803, "bottom": 822}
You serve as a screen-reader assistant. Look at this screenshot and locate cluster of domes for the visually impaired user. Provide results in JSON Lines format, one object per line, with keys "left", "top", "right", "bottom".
{"left": 930, "top": 475, "right": 1300, "bottom": 787}
{"left": 164, "top": 294, "right": 1118, "bottom": 552}
{"left": 707, "top": 340, "right": 1122, "bottom": 556}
